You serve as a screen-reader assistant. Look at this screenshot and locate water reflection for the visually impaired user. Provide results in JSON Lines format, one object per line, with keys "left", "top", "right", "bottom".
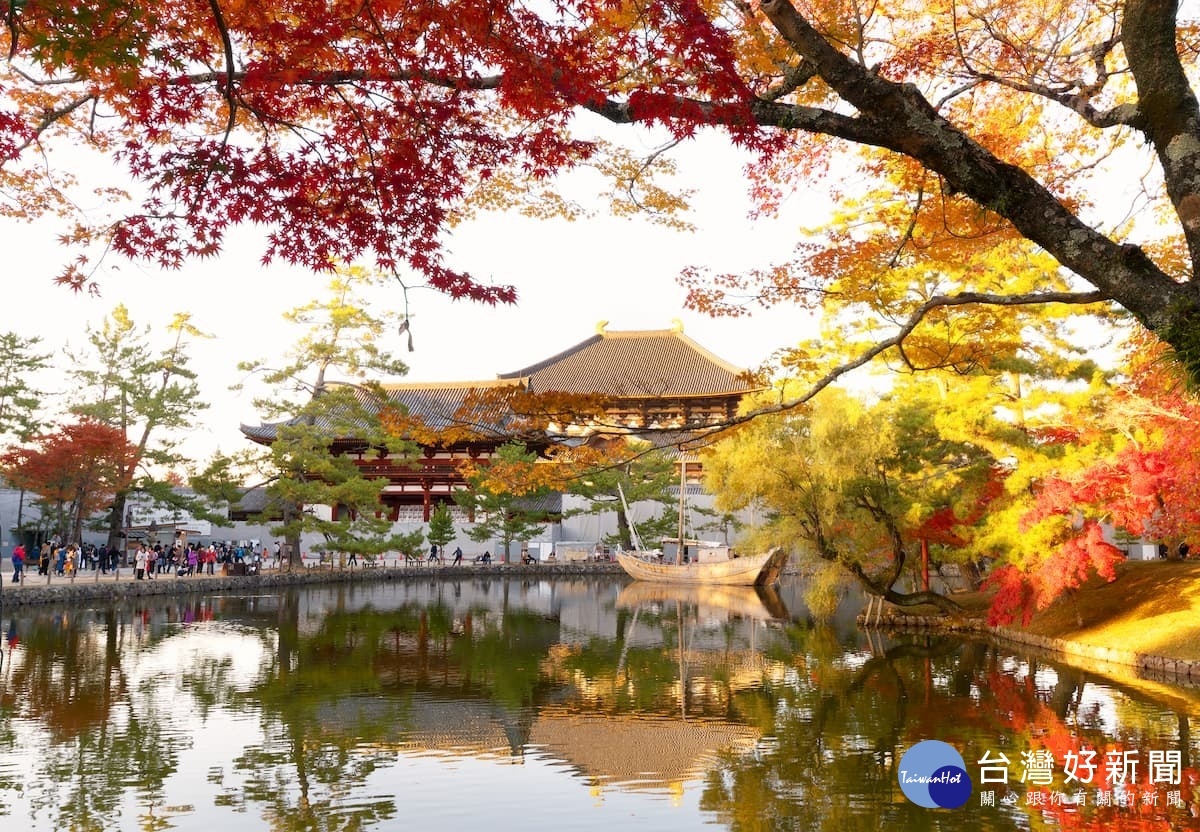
{"left": 1, "top": 578, "right": 1199, "bottom": 831}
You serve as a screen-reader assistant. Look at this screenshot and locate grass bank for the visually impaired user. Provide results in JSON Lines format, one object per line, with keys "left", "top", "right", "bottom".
{"left": 898, "top": 559, "right": 1200, "bottom": 664}
{"left": 1021, "top": 559, "right": 1200, "bottom": 663}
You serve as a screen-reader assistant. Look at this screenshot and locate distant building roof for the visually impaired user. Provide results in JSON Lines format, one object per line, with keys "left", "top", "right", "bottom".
{"left": 377, "top": 379, "right": 525, "bottom": 433}
{"left": 498, "top": 323, "right": 754, "bottom": 398}
{"left": 240, "top": 379, "right": 525, "bottom": 444}
{"left": 229, "top": 485, "right": 285, "bottom": 520}
{"left": 241, "top": 324, "right": 755, "bottom": 444}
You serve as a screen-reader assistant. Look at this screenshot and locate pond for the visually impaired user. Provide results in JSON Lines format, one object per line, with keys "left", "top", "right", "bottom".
{"left": 1, "top": 575, "right": 1198, "bottom": 831}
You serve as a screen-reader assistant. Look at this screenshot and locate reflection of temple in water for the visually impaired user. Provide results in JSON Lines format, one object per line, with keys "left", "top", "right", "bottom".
{"left": 0, "top": 577, "right": 799, "bottom": 798}
{"left": 310, "top": 692, "right": 760, "bottom": 792}
{"left": 280, "top": 580, "right": 792, "bottom": 793}
{"left": 527, "top": 708, "right": 758, "bottom": 790}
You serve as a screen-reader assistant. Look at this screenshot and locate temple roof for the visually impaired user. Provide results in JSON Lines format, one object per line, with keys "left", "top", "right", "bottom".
{"left": 240, "top": 379, "right": 524, "bottom": 444}
{"left": 376, "top": 379, "right": 525, "bottom": 432}
{"left": 241, "top": 325, "right": 755, "bottom": 444}
{"left": 498, "top": 324, "right": 754, "bottom": 398}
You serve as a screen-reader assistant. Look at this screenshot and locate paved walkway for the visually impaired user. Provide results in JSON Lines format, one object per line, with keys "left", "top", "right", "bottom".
{"left": 1, "top": 564, "right": 282, "bottom": 593}
{"left": 1, "top": 557, "right": 620, "bottom": 606}
{"left": 0, "top": 556, "right": 468, "bottom": 592}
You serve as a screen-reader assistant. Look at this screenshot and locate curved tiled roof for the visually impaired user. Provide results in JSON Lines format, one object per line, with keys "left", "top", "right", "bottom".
{"left": 377, "top": 379, "right": 524, "bottom": 432}
{"left": 240, "top": 327, "right": 755, "bottom": 443}
{"left": 241, "top": 379, "right": 524, "bottom": 443}
{"left": 498, "top": 328, "right": 754, "bottom": 398}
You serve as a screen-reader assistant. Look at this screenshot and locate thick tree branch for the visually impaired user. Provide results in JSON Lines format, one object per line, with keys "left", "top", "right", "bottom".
{"left": 756, "top": 0, "right": 1188, "bottom": 341}
{"left": 207, "top": 0, "right": 239, "bottom": 142}
{"left": 1124, "top": 0, "right": 1200, "bottom": 273}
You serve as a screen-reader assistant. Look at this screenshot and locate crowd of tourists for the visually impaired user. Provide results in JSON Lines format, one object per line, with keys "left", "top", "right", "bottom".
{"left": 8, "top": 538, "right": 276, "bottom": 583}
{"left": 129, "top": 540, "right": 269, "bottom": 580}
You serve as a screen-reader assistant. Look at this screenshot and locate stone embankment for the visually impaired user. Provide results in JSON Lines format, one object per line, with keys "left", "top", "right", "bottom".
{"left": 861, "top": 611, "right": 1200, "bottom": 688}
{"left": 0, "top": 561, "right": 626, "bottom": 609}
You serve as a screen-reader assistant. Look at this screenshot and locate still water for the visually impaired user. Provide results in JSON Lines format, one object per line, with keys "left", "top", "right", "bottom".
{"left": 1, "top": 576, "right": 1199, "bottom": 831}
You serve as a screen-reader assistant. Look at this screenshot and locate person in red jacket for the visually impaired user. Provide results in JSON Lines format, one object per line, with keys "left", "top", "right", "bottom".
{"left": 10, "top": 543, "right": 25, "bottom": 583}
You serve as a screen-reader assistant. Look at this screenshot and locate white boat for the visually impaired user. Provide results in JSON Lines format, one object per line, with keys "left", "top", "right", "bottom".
{"left": 615, "top": 546, "right": 789, "bottom": 586}
{"left": 613, "top": 468, "right": 788, "bottom": 587}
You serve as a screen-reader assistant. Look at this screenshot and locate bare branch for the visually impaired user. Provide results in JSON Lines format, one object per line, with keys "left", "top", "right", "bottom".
{"left": 679, "top": 288, "right": 1112, "bottom": 446}
{"left": 15, "top": 94, "right": 96, "bottom": 154}
{"left": 206, "top": 0, "right": 240, "bottom": 143}
{"left": 963, "top": 70, "right": 1143, "bottom": 129}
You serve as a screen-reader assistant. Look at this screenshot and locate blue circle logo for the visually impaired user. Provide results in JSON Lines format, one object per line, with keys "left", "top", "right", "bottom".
{"left": 898, "top": 740, "right": 972, "bottom": 809}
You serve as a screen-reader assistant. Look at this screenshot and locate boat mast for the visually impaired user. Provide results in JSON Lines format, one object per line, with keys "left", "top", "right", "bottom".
{"left": 617, "top": 484, "right": 645, "bottom": 552}
{"left": 676, "top": 454, "right": 686, "bottom": 565}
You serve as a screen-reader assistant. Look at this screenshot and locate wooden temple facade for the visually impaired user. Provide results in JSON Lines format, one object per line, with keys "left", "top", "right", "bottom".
{"left": 240, "top": 322, "right": 759, "bottom": 522}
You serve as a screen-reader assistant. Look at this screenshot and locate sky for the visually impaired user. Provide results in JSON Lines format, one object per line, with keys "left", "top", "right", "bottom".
{"left": 4, "top": 130, "right": 827, "bottom": 465}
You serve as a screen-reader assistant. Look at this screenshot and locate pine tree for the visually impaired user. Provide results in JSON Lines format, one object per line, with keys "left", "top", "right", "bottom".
{"left": 237, "top": 264, "right": 416, "bottom": 566}
{"left": 426, "top": 504, "right": 456, "bottom": 556}
{"left": 69, "top": 306, "right": 211, "bottom": 551}
{"left": 455, "top": 443, "right": 553, "bottom": 561}
{"left": 0, "top": 332, "right": 51, "bottom": 447}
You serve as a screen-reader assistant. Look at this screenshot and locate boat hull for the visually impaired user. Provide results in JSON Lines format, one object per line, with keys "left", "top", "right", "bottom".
{"left": 615, "top": 547, "right": 788, "bottom": 586}
{"left": 616, "top": 581, "right": 790, "bottom": 620}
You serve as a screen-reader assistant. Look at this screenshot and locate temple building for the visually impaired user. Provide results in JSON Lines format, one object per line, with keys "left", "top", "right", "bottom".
{"left": 241, "top": 321, "right": 760, "bottom": 523}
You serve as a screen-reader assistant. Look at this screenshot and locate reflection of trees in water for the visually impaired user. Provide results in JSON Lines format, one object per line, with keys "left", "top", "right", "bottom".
{"left": 697, "top": 635, "right": 1200, "bottom": 831}
{"left": 206, "top": 589, "right": 563, "bottom": 828}
{"left": 544, "top": 595, "right": 810, "bottom": 725}
{"left": 0, "top": 605, "right": 190, "bottom": 830}
{"left": 7, "top": 585, "right": 1200, "bottom": 831}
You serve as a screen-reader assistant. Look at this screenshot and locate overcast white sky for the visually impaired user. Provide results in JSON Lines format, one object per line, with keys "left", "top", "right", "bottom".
{"left": 5, "top": 129, "right": 826, "bottom": 465}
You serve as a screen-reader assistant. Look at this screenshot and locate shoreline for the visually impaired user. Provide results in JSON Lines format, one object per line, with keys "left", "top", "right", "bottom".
{"left": 862, "top": 611, "right": 1200, "bottom": 690}
{"left": 13, "top": 563, "right": 1195, "bottom": 695}
{"left": 0, "top": 561, "right": 627, "bottom": 609}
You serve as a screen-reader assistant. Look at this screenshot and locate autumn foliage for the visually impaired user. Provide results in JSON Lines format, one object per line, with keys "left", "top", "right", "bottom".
{"left": 4, "top": 1, "right": 1200, "bottom": 389}
{"left": 986, "top": 335, "right": 1200, "bottom": 625}
{"left": 0, "top": 419, "right": 138, "bottom": 540}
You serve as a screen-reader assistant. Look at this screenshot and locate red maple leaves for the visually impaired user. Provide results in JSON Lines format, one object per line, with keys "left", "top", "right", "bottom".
{"left": 0, "top": 419, "right": 138, "bottom": 539}
{"left": 988, "top": 336, "right": 1200, "bottom": 625}
{"left": 2, "top": 0, "right": 771, "bottom": 296}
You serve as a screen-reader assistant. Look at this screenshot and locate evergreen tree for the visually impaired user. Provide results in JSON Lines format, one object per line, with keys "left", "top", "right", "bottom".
{"left": 236, "top": 264, "right": 416, "bottom": 566}
{"left": 455, "top": 443, "right": 553, "bottom": 560}
{"left": 0, "top": 332, "right": 51, "bottom": 447}
{"left": 426, "top": 504, "right": 456, "bottom": 555}
{"left": 567, "top": 440, "right": 681, "bottom": 551}
{"left": 0, "top": 332, "right": 52, "bottom": 543}
{"left": 69, "top": 306, "right": 213, "bottom": 550}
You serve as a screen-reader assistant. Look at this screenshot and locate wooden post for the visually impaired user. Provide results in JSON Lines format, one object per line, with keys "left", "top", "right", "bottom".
{"left": 921, "top": 537, "right": 930, "bottom": 593}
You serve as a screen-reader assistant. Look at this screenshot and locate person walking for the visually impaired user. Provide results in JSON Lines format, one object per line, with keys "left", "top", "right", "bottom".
{"left": 452, "top": 546, "right": 463, "bottom": 566}
{"left": 10, "top": 543, "right": 25, "bottom": 583}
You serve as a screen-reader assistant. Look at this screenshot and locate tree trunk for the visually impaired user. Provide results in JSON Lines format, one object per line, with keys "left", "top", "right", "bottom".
{"left": 282, "top": 497, "right": 303, "bottom": 569}
{"left": 105, "top": 490, "right": 129, "bottom": 553}
{"left": 615, "top": 506, "right": 632, "bottom": 550}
